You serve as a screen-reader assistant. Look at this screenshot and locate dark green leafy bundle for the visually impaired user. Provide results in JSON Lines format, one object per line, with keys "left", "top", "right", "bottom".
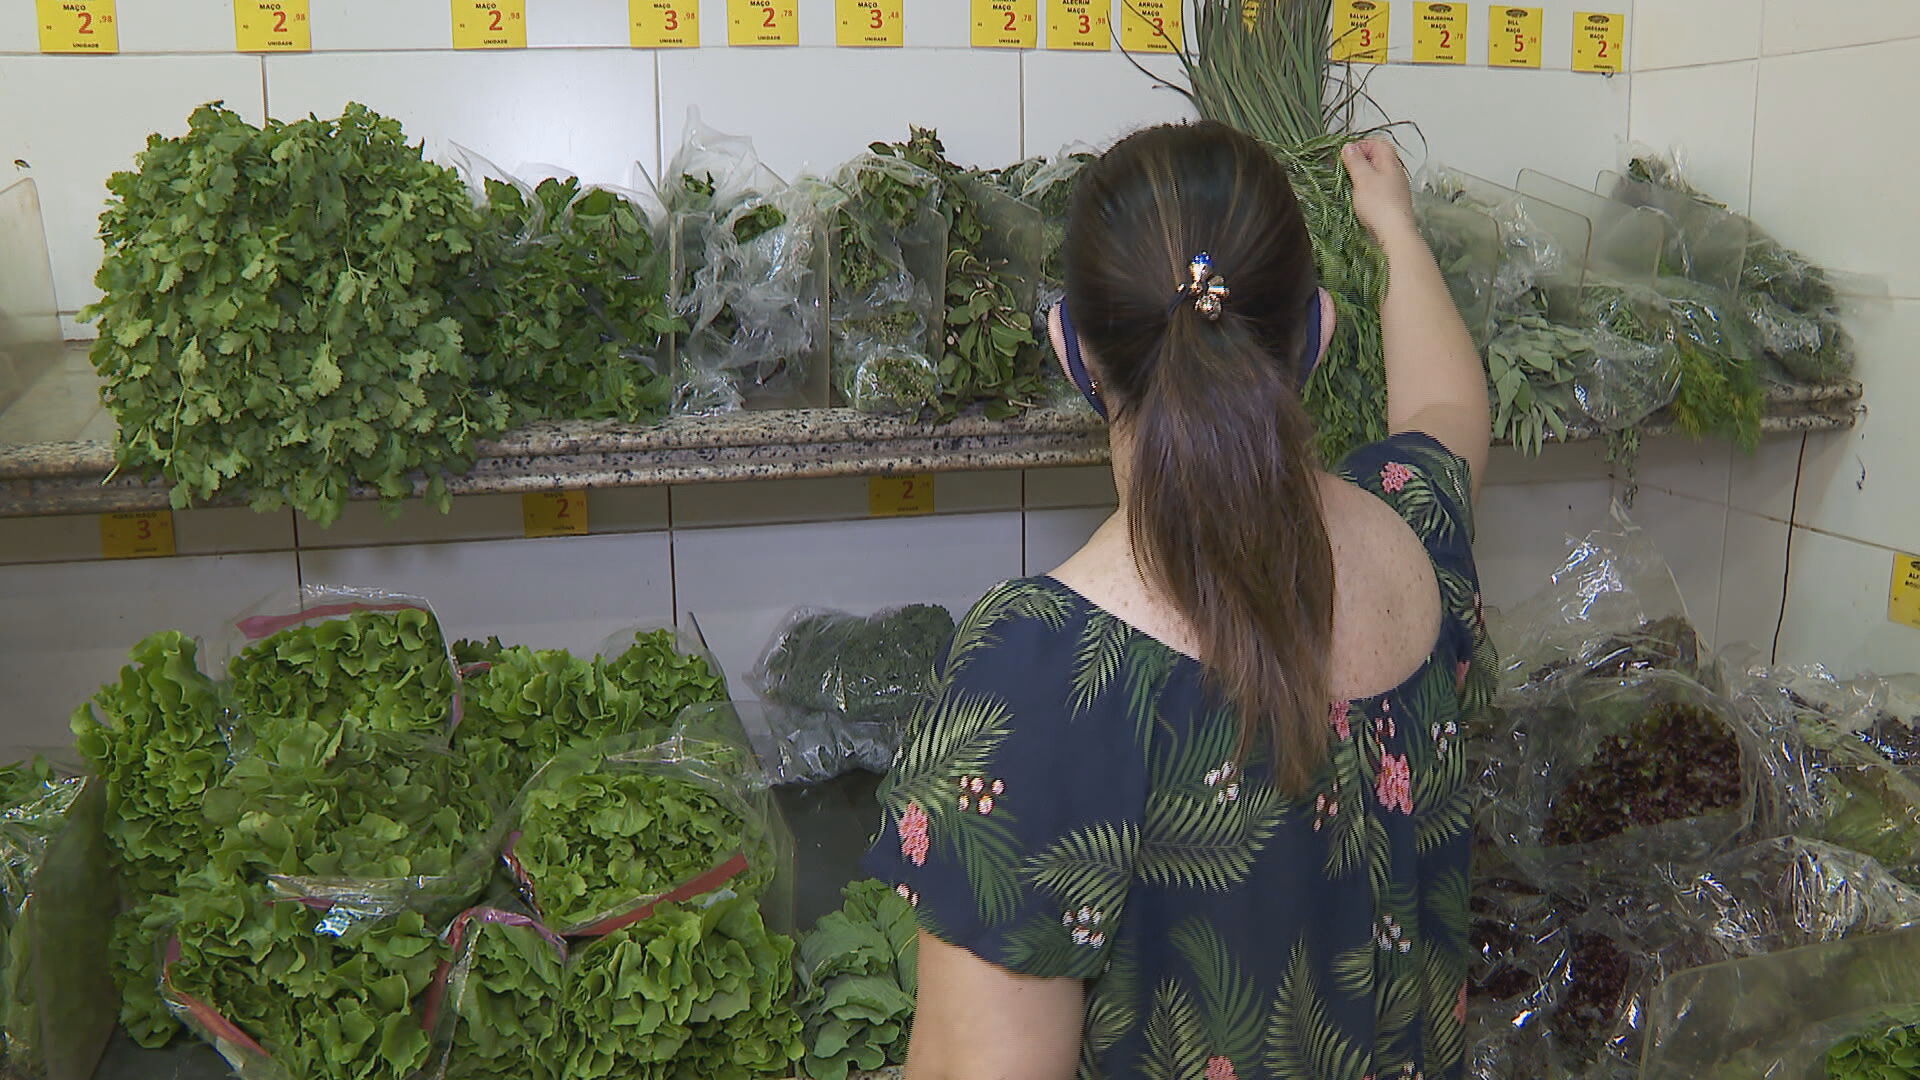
{"left": 563, "top": 896, "right": 804, "bottom": 1080}
{"left": 441, "top": 914, "right": 568, "bottom": 1080}
{"left": 755, "top": 605, "right": 955, "bottom": 728}
{"left": 85, "top": 103, "right": 510, "bottom": 526}
{"left": 227, "top": 607, "right": 455, "bottom": 736}
{"left": 1826, "top": 1013, "right": 1920, "bottom": 1080}
{"left": 1542, "top": 701, "right": 1745, "bottom": 847}
{"left": 461, "top": 176, "right": 680, "bottom": 424}
{"left": 795, "top": 879, "right": 919, "bottom": 1080}
{"left": 827, "top": 154, "right": 944, "bottom": 412}
{"left": 1585, "top": 282, "right": 1765, "bottom": 450}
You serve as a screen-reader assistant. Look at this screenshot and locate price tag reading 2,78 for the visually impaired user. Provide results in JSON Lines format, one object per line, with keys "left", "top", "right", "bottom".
{"left": 1411, "top": 1, "right": 1466, "bottom": 64}
{"left": 37, "top": 0, "right": 119, "bottom": 54}
{"left": 631, "top": 1, "right": 698, "bottom": 48}
{"left": 729, "top": 0, "right": 798, "bottom": 46}
{"left": 234, "top": 0, "right": 310, "bottom": 52}
{"left": 972, "top": 0, "right": 1037, "bottom": 49}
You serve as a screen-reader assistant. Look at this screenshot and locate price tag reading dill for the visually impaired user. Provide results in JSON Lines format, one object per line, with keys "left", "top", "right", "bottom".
{"left": 452, "top": 0, "right": 526, "bottom": 49}
{"left": 837, "top": 0, "right": 902, "bottom": 46}
{"left": 869, "top": 475, "right": 935, "bottom": 518}
{"left": 972, "top": 0, "right": 1037, "bottom": 49}
{"left": 1572, "top": 11, "right": 1624, "bottom": 73}
{"left": 1412, "top": 2, "right": 1465, "bottom": 63}
{"left": 1119, "top": 0, "right": 1180, "bottom": 52}
{"left": 1331, "top": 0, "right": 1388, "bottom": 64}
{"left": 729, "top": 0, "right": 797, "bottom": 46}
{"left": 100, "top": 511, "right": 175, "bottom": 560}
{"left": 522, "top": 492, "right": 589, "bottom": 538}
{"left": 1890, "top": 553, "right": 1920, "bottom": 631}
{"left": 37, "top": 0, "right": 119, "bottom": 54}
{"left": 631, "top": 1, "right": 699, "bottom": 47}
{"left": 1047, "top": 0, "right": 1109, "bottom": 51}
{"left": 1490, "top": 5, "right": 1542, "bottom": 68}
{"left": 234, "top": 0, "right": 310, "bottom": 52}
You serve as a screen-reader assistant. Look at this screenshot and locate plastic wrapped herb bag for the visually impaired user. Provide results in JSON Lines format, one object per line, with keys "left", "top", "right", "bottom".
{"left": 709, "top": 699, "right": 899, "bottom": 787}
{"left": 1640, "top": 925, "right": 1920, "bottom": 1080}
{"left": 1581, "top": 277, "right": 1766, "bottom": 450}
{"left": 751, "top": 605, "right": 956, "bottom": 730}
{"left": 1655, "top": 837, "right": 1920, "bottom": 960}
{"left": 420, "top": 908, "right": 568, "bottom": 1080}
{"left": 824, "top": 153, "right": 947, "bottom": 414}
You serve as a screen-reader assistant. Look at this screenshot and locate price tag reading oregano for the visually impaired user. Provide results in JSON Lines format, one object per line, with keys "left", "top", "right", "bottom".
{"left": 972, "top": 0, "right": 1037, "bottom": 49}
{"left": 523, "top": 492, "right": 589, "bottom": 538}
{"left": 452, "top": 0, "right": 526, "bottom": 49}
{"left": 869, "top": 475, "right": 935, "bottom": 518}
{"left": 729, "top": 0, "right": 798, "bottom": 46}
{"left": 37, "top": 0, "right": 118, "bottom": 53}
{"left": 1490, "top": 5, "right": 1543, "bottom": 68}
{"left": 234, "top": 0, "right": 310, "bottom": 52}
{"left": 1412, "top": 1, "right": 1466, "bottom": 64}
{"left": 1572, "top": 11, "right": 1624, "bottom": 73}
{"left": 1047, "top": 0, "right": 1108, "bottom": 50}
{"left": 837, "top": 0, "right": 903, "bottom": 46}
{"left": 1331, "top": 0, "right": 1388, "bottom": 63}
{"left": 101, "top": 511, "right": 175, "bottom": 560}
{"left": 631, "top": 0, "right": 699, "bottom": 47}
{"left": 1119, "top": 0, "right": 1180, "bottom": 52}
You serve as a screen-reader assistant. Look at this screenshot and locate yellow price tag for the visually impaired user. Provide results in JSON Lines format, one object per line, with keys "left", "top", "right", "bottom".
{"left": 631, "top": 1, "right": 699, "bottom": 47}
{"left": 1047, "top": 0, "right": 1109, "bottom": 51}
{"left": 837, "top": 0, "right": 903, "bottom": 46}
{"left": 1119, "top": 0, "right": 1180, "bottom": 52}
{"left": 1572, "top": 10, "right": 1624, "bottom": 72}
{"left": 972, "top": 0, "right": 1037, "bottom": 49}
{"left": 37, "top": 0, "right": 118, "bottom": 54}
{"left": 869, "top": 475, "right": 936, "bottom": 518}
{"left": 729, "top": 0, "right": 798, "bottom": 45}
{"left": 1243, "top": 0, "right": 1262, "bottom": 28}
{"left": 1489, "top": 5, "right": 1542, "bottom": 68}
{"left": 100, "top": 511, "right": 175, "bottom": 560}
{"left": 234, "top": 0, "right": 310, "bottom": 52}
{"left": 1890, "top": 553, "right": 1920, "bottom": 631}
{"left": 1331, "top": 0, "right": 1389, "bottom": 63}
{"left": 1412, "top": 1, "right": 1466, "bottom": 63}
{"left": 452, "top": 0, "right": 526, "bottom": 49}
{"left": 522, "top": 492, "right": 589, "bottom": 538}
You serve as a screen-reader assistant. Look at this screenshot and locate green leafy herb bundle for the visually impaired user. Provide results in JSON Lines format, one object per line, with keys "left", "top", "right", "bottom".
{"left": 1585, "top": 281, "right": 1765, "bottom": 451}
{"left": 1826, "top": 1012, "right": 1920, "bottom": 1080}
{"left": 226, "top": 607, "right": 456, "bottom": 736}
{"left": 86, "top": 103, "right": 511, "bottom": 526}
{"left": 826, "top": 152, "right": 944, "bottom": 413}
{"left": 440, "top": 914, "right": 568, "bottom": 1080}
{"left": 563, "top": 896, "right": 804, "bottom": 1080}
{"left": 599, "top": 630, "right": 730, "bottom": 724}
{"left": 0, "top": 760, "right": 90, "bottom": 1073}
{"left": 755, "top": 605, "right": 956, "bottom": 728}
{"left": 795, "top": 879, "right": 919, "bottom": 1080}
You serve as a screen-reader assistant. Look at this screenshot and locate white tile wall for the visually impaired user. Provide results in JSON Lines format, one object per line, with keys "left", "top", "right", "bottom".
{"left": 1627, "top": 61, "right": 1759, "bottom": 211}
{"left": 1631, "top": 488, "right": 1731, "bottom": 646}
{"left": 1762, "top": 0, "right": 1920, "bottom": 57}
{"left": 1024, "top": 507, "right": 1107, "bottom": 576}
{"left": 1634, "top": 433, "right": 1733, "bottom": 506}
{"left": 1716, "top": 508, "right": 1790, "bottom": 653}
{"left": 1775, "top": 528, "right": 1920, "bottom": 676}
{"left": 1354, "top": 65, "right": 1632, "bottom": 186}
{"left": 1632, "top": 0, "right": 1762, "bottom": 70}
{"left": 1021, "top": 51, "right": 1196, "bottom": 156}
{"left": 1468, "top": 477, "right": 1617, "bottom": 609}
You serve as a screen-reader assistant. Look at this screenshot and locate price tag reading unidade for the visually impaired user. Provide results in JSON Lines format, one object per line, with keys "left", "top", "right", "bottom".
{"left": 1047, "top": 0, "right": 1109, "bottom": 51}
{"left": 1572, "top": 11, "right": 1624, "bottom": 73}
{"left": 869, "top": 475, "right": 935, "bottom": 518}
{"left": 37, "top": 0, "right": 118, "bottom": 54}
{"left": 452, "top": 0, "right": 526, "bottom": 49}
{"left": 523, "top": 492, "right": 589, "bottom": 538}
{"left": 837, "top": 0, "right": 903, "bottom": 46}
{"left": 1490, "top": 5, "right": 1543, "bottom": 68}
{"left": 101, "top": 511, "right": 175, "bottom": 560}
{"left": 729, "top": 0, "right": 798, "bottom": 45}
{"left": 235, "top": 0, "right": 310, "bottom": 52}
{"left": 1412, "top": 2, "right": 1465, "bottom": 63}
{"left": 1120, "top": 0, "right": 1180, "bottom": 52}
{"left": 1331, "top": 0, "right": 1388, "bottom": 63}
{"left": 631, "top": 1, "right": 699, "bottom": 47}
{"left": 972, "top": 0, "right": 1037, "bottom": 49}
{"left": 1890, "top": 553, "right": 1920, "bottom": 631}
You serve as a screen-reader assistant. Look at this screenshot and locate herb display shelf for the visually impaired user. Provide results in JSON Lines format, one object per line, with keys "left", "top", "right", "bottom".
{"left": 0, "top": 380, "right": 1862, "bottom": 519}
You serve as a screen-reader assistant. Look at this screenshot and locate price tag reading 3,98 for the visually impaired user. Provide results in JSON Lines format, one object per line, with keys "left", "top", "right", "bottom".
{"left": 235, "top": 0, "right": 311, "bottom": 52}
{"left": 1047, "top": 0, "right": 1108, "bottom": 51}
{"left": 37, "top": 0, "right": 118, "bottom": 54}
{"left": 101, "top": 511, "right": 175, "bottom": 560}
{"left": 522, "top": 492, "right": 589, "bottom": 538}
{"left": 837, "top": 0, "right": 903, "bottom": 47}
{"left": 1331, "top": 0, "right": 1388, "bottom": 63}
{"left": 452, "top": 0, "right": 526, "bottom": 50}
{"left": 1490, "top": 5, "right": 1543, "bottom": 68}
{"left": 1120, "top": 0, "right": 1181, "bottom": 52}
{"left": 631, "top": 1, "right": 698, "bottom": 48}
{"left": 1412, "top": 1, "right": 1466, "bottom": 64}
{"left": 729, "top": 0, "right": 798, "bottom": 45}
{"left": 972, "top": 0, "right": 1037, "bottom": 49}
{"left": 1572, "top": 11, "right": 1624, "bottom": 73}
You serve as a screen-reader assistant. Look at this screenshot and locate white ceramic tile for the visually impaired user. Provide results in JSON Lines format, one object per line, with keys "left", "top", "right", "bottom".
{"left": 0, "top": 506, "right": 293, "bottom": 564}
{"left": 658, "top": 48, "right": 1022, "bottom": 179}
{"left": 1763, "top": 0, "right": 1920, "bottom": 57}
{"left": 1751, "top": 39, "right": 1920, "bottom": 299}
{"left": 1481, "top": 441, "right": 1612, "bottom": 487}
{"left": 1633, "top": 0, "right": 1763, "bottom": 69}
{"left": 673, "top": 511, "right": 1023, "bottom": 696}
{"left": 1024, "top": 466, "right": 1117, "bottom": 509}
{"left": 0, "top": 55, "right": 265, "bottom": 314}
{"left": 265, "top": 50, "right": 659, "bottom": 188}
{"left": 112, "top": 0, "right": 241, "bottom": 54}
{"left": 298, "top": 532, "right": 676, "bottom": 656}
{"left": 1024, "top": 507, "right": 1108, "bottom": 575}
{"left": 1716, "top": 509, "right": 1790, "bottom": 653}
{"left": 671, "top": 472, "right": 1020, "bottom": 528}
{"left": 297, "top": 489, "right": 669, "bottom": 549}
{"left": 1776, "top": 528, "right": 1920, "bottom": 677}
{"left": 0, "top": 551, "right": 298, "bottom": 759}
{"left": 1634, "top": 432, "right": 1733, "bottom": 506}
{"left": 1470, "top": 478, "right": 1616, "bottom": 609}
{"left": 0, "top": 4, "right": 36, "bottom": 53}
{"left": 1629, "top": 487, "right": 1729, "bottom": 646}
{"left": 1020, "top": 51, "right": 1196, "bottom": 158}
{"left": 1627, "top": 62, "right": 1759, "bottom": 211}
{"left": 308, "top": 2, "right": 449, "bottom": 51}
{"left": 1728, "top": 431, "right": 1809, "bottom": 522}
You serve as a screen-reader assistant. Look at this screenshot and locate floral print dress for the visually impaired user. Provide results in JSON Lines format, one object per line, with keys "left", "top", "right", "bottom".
{"left": 863, "top": 433, "right": 1498, "bottom": 1080}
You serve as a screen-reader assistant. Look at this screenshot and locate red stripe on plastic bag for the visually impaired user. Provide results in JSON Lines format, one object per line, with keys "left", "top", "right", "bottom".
{"left": 163, "top": 937, "right": 271, "bottom": 1059}
{"left": 565, "top": 852, "right": 751, "bottom": 938}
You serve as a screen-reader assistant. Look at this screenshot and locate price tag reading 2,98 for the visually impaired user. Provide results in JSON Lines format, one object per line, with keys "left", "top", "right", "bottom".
{"left": 1572, "top": 11, "right": 1625, "bottom": 73}
{"left": 37, "top": 0, "right": 119, "bottom": 54}
{"left": 729, "top": 0, "right": 798, "bottom": 46}
{"left": 1490, "top": 5, "right": 1543, "bottom": 68}
{"left": 1047, "top": 0, "right": 1108, "bottom": 50}
{"left": 972, "top": 0, "right": 1037, "bottom": 49}
{"left": 1120, "top": 0, "right": 1181, "bottom": 53}
{"left": 837, "top": 0, "right": 903, "bottom": 47}
{"left": 631, "top": 1, "right": 698, "bottom": 48}
{"left": 1330, "top": 0, "right": 1388, "bottom": 63}
{"left": 452, "top": 0, "right": 526, "bottom": 50}
{"left": 234, "top": 0, "right": 311, "bottom": 52}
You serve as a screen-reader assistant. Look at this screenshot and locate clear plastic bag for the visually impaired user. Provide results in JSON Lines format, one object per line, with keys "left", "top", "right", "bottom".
{"left": 420, "top": 907, "right": 568, "bottom": 1080}
{"left": 749, "top": 605, "right": 956, "bottom": 730}
{"left": 719, "top": 700, "right": 899, "bottom": 787}
{"left": 824, "top": 155, "right": 947, "bottom": 413}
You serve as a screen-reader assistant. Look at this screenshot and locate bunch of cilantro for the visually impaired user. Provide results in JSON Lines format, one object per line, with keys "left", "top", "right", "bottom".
{"left": 795, "top": 879, "right": 919, "bottom": 1080}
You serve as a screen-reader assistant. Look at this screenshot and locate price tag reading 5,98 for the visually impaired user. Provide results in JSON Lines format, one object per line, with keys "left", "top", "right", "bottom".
{"left": 729, "top": 0, "right": 798, "bottom": 46}
{"left": 972, "top": 0, "right": 1037, "bottom": 49}
{"left": 452, "top": 0, "right": 526, "bottom": 50}
{"left": 37, "top": 0, "right": 119, "bottom": 54}
{"left": 1490, "top": 6, "right": 1543, "bottom": 68}
{"left": 838, "top": 0, "right": 903, "bottom": 47}
{"left": 234, "top": 0, "right": 311, "bottom": 52}
{"left": 631, "top": 1, "right": 698, "bottom": 48}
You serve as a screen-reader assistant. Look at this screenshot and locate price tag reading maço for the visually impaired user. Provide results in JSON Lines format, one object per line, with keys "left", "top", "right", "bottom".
{"left": 972, "top": 0, "right": 1037, "bottom": 49}
{"left": 631, "top": 1, "right": 699, "bottom": 47}
{"left": 1047, "top": 0, "right": 1109, "bottom": 51}
{"left": 729, "top": 0, "right": 798, "bottom": 45}
{"left": 869, "top": 475, "right": 935, "bottom": 518}
{"left": 1413, "top": 2, "right": 1466, "bottom": 63}
{"left": 37, "top": 0, "right": 118, "bottom": 54}
{"left": 1572, "top": 10, "right": 1624, "bottom": 73}
{"left": 1331, "top": 0, "right": 1388, "bottom": 63}
{"left": 522, "top": 492, "right": 589, "bottom": 538}
{"left": 1890, "top": 552, "right": 1920, "bottom": 631}
{"left": 1120, "top": 0, "right": 1181, "bottom": 52}
{"left": 101, "top": 511, "right": 175, "bottom": 560}
{"left": 838, "top": 0, "right": 903, "bottom": 47}
{"left": 234, "top": 0, "right": 310, "bottom": 52}
{"left": 452, "top": 0, "right": 526, "bottom": 49}
{"left": 1489, "top": 5, "right": 1542, "bottom": 67}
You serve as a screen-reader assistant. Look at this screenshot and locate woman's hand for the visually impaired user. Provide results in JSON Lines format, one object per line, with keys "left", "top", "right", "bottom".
{"left": 1342, "top": 139, "right": 1418, "bottom": 247}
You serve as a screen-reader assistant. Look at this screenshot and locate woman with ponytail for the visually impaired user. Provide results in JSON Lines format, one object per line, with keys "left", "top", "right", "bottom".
{"left": 865, "top": 121, "right": 1493, "bottom": 1080}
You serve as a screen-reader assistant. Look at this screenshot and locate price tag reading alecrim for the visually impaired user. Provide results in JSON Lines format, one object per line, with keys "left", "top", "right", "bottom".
{"left": 729, "top": 0, "right": 798, "bottom": 46}
{"left": 1490, "top": 5, "right": 1543, "bottom": 68}
{"left": 837, "top": 0, "right": 903, "bottom": 47}
{"left": 234, "top": 0, "right": 311, "bottom": 52}
{"left": 1572, "top": 10, "right": 1624, "bottom": 73}
{"left": 1047, "top": 0, "right": 1109, "bottom": 51}
{"left": 1331, "top": 0, "right": 1388, "bottom": 64}
{"left": 631, "top": 1, "right": 698, "bottom": 47}
{"left": 869, "top": 475, "right": 935, "bottom": 518}
{"left": 37, "top": 0, "right": 119, "bottom": 54}
{"left": 1412, "top": 2, "right": 1466, "bottom": 64}
{"left": 523, "top": 492, "right": 589, "bottom": 538}
{"left": 1890, "top": 553, "right": 1920, "bottom": 631}
{"left": 452, "top": 0, "right": 527, "bottom": 50}
{"left": 1120, "top": 0, "right": 1181, "bottom": 53}
{"left": 972, "top": 0, "right": 1037, "bottom": 49}
{"left": 101, "top": 511, "right": 175, "bottom": 560}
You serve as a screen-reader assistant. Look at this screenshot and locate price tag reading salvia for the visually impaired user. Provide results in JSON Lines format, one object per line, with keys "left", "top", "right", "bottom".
{"left": 1330, "top": 0, "right": 1388, "bottom": 63}
{"left": 631, "top": 1, "right": 699, "bottom": 48}
{"left": 37, "top": 0, "right": 119, "bottom": 54}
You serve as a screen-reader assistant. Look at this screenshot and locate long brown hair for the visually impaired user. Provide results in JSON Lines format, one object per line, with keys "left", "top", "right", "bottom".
{"left": 1064, "top": 120, "right": 1333, "bottom": 793}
